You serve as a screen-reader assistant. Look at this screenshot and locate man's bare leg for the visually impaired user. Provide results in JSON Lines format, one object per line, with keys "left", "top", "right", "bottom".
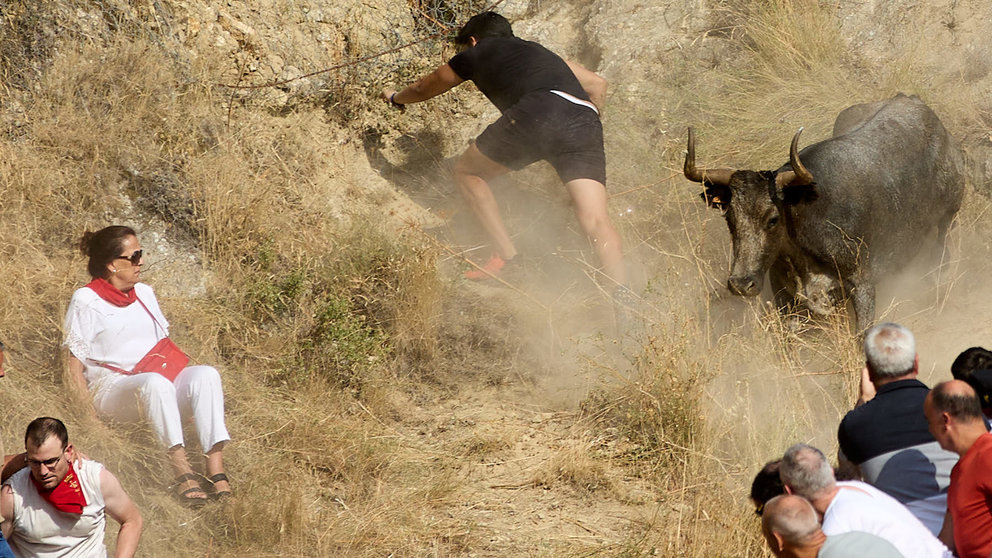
{"left": 453, "top": 143, "right": 516, "bottom": 261}
{"left": 565, "top": 178, "right": 626, "bottom": 286}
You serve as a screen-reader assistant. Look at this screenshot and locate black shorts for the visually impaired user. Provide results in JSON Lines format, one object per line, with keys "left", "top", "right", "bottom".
{"left": 475, "top": 92, "right": 607, "bottom": 186}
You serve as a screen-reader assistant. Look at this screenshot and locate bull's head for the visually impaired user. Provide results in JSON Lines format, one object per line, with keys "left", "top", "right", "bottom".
{"left": 684, "top": 127, "right": 814, "bottom": 297}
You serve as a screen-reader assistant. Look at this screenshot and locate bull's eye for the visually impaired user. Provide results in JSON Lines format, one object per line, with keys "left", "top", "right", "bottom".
{"left": 766, "top": 216, "right": 779, "bottom": 230}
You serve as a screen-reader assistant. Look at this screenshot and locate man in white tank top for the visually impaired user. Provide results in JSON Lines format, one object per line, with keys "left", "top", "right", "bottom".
{"left": 0, "top": 417, "right": 142, "bottom": 557}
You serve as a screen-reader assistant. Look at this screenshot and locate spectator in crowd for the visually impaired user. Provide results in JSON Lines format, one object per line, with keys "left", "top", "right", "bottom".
{"left": 64, "top": 226, "right": 231, "bottom": 505}
{"left": 950, "top": 347, "right": 992, "bottom": 422}
{"left": 836, "top": 323, "right": 957, "bottom": 536}
{"left": 751, "top": 460, "right": 784, "bottom": 516}
{"left": 1, "top": 417, "right": 142, "bottom": 557}
{"left": 779, "top": 443, "right": 951, "bottom": 558}
{"left": 924, "top": 380, "right": 992, "bottom": 558}
{"left": 0, "top": 348, "right": 16, "bottom": 556}
{"left": 761, "top": 494, "right": 905, "bottom": 557}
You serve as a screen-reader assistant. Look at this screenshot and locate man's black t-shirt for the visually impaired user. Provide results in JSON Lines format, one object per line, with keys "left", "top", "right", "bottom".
{"left": 448, "top": 36, "right": 590, "bottom": 112}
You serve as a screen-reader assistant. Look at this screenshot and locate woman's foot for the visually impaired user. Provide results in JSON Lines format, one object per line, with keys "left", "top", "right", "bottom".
{"left": 174, "top": 473, "right": 209, "bottom": 507}
{"left": 206, "top": 473, "right": 232, "bottom": 500}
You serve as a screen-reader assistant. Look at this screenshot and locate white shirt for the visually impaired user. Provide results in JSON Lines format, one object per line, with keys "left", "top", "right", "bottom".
{"left": 4, "top": 460, "right": 107, "bottom": 558}
{"left": 823, "top": 481, "right": 951, "bottom": 558}
{"left": 63, "top": 282, "right": 170, "bottom": 393}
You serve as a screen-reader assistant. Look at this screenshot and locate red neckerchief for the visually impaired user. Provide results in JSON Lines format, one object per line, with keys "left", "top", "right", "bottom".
{"left": 85, "top": 277, "right": 136, "bottom": 307}
{"left": 31, "top": 461, "right": 88, "bottom": 515}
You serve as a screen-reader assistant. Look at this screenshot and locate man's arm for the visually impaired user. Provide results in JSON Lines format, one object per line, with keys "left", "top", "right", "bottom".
{"left": 100, "top": 469, "right": 142, "bottom": 558}
{"left": 382, "top": 64, "right": 464, "bottom": 106}
{"left": 855, "top": 365, "right": 876, "bottom": 407}
{"left": 565, "top": 60, "right": 607, "bottom": 112}
{"left": 1, "top": 484, "right": 14, "bottom": 540}
{"left": 939, "top": 510, "right": 954, "bottom": 552}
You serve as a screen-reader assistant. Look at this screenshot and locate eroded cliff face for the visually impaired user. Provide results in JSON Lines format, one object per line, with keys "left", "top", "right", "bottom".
{"left": 8, "top": 0, "right": 989, "bottom": 237}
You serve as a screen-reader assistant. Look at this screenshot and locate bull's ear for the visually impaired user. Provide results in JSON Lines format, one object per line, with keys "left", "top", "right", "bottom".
{"left": 700, "top": 184, "right": 731, "bottom": 209}
{"left": 781, "top": 182, "right": 818, "bottom": 205}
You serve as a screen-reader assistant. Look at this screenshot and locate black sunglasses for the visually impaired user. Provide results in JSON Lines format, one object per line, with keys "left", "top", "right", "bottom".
{"left": 114, "top": 250, "right": 143, "bottom": 265}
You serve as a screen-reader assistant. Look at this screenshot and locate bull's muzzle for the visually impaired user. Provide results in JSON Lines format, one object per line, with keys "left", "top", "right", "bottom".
{"left": 728, "top": 274, "right": 762, "bottom": 297}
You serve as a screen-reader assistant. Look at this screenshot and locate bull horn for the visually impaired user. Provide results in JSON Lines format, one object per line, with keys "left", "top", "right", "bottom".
{"left": 684, "top": 127, "right": 734, "bottom": 185}
{"left": 784, "top": 127, "right": 814, "bottom": 186}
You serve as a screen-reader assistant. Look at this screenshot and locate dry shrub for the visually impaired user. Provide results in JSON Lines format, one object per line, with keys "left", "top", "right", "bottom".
{"left": 530, "top": 437, "right": 614, "bottom": 493}
{"left": 0, "top": 13, "right": 456, "bottom": 555}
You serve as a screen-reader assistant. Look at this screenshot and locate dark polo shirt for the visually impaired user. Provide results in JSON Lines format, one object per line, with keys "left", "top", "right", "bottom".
{"left": 838, "top": 378, "right": 958, "bottom": 535}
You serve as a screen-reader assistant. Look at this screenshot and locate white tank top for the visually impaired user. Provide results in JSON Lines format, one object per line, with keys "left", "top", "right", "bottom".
{"left": 4, "top": 459, "right": 107, "bottom": 557}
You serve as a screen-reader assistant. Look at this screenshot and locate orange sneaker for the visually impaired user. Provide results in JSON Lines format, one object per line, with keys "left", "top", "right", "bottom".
{"left": 464, "top": 254, "right": 506, "bottom": 281}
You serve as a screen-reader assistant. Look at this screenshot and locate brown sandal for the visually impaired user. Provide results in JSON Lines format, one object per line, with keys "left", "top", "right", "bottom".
{"left": 206, "top": 473, "right": 232, "bottom": 501}
{"left": 173, "top": 473, "right": 209, "bottom": 507}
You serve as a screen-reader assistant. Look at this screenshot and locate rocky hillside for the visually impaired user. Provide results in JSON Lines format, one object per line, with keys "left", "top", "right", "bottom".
{"left": 3, "top": 0, "right": 992, "bottom": 556}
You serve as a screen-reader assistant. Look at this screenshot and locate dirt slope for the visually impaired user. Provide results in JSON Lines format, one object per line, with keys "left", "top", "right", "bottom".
{"left": 4, "top": 0, "right": 992, "bottom": 555}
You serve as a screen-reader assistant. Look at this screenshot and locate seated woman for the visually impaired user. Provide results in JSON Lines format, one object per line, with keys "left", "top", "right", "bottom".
{"left": 63, "top": 225, "right": 231, "bottom": 505}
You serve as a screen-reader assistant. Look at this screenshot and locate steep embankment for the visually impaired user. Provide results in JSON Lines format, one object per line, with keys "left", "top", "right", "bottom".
{"left": 2, "top": 0, "right": 992, "bottom": 556}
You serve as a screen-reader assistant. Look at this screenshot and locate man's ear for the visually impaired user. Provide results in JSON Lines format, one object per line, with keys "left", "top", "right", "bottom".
{"left": 783, "top": 484, "right": 794, "bottom": 495}
{"left": 773, "top": 531, "right": 786, "bottom": 552}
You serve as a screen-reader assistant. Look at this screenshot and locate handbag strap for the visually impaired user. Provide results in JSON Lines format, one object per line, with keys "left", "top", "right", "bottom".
{"left": 87, "top": 358, "right": 133, "bottom": 375}
{"left": 135, "top": 295, "right": 167, "bottom": 338}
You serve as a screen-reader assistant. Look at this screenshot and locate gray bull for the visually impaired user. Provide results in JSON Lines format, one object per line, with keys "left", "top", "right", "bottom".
{"left": 684, "top": 93, "right": 965, "bottom": 331}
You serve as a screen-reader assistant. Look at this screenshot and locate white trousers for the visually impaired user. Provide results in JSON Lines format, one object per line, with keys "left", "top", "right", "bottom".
{"left": 92, "top": 365, "right": 231, "bottom": 453}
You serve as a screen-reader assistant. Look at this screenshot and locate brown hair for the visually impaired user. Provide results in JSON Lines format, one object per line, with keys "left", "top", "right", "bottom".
{"left": 79, "top": 225, "right": 136, "bottom": 279}
{"left": 25, "top": 416, "right": 69, "bottom": 450}
{"left": 931, "top": 381, "right": 984, "bottom": 422}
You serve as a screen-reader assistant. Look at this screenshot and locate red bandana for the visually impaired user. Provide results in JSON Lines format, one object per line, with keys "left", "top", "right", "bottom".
{"left": 31, "top": 461, "right": 88, "bottom": 515}
{"left": 85, "top": 277, "right": 136, "bottom": 307}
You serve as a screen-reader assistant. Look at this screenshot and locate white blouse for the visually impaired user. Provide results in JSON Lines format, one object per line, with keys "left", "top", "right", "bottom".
{"left": 63, "top": 282, "right": 170, "bottom": 389}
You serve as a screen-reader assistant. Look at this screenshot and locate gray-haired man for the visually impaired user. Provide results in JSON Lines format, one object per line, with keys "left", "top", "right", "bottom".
{"left": 837, "top": 322, "right": 958, "bottom": 539}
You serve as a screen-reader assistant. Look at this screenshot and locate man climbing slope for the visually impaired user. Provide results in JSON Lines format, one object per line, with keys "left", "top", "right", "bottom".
{"left": 382, "top": 11, "right": 628, "bottom": 303}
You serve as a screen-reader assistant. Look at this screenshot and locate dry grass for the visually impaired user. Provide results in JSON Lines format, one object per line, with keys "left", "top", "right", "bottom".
{"left": 0, "top": 12, "right": 460, "bottom": 556}
{"left": 1, "top": 0, "right": 988, "bottom": 556}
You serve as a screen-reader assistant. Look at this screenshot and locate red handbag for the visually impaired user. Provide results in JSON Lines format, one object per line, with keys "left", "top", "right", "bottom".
{"left": 89, "top": 296, "right": 190, "bottom": 382}
{"left": 131, "top": 337, "right": 189, "bottom": 382}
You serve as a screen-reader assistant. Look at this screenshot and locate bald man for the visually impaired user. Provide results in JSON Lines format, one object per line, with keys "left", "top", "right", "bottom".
{"left": 761, "top": 494, "right": 904, "bottom": 557}
{"left": 779, "top": 444, "right": 950, "bottom": 558}
{"left": 925, "top": 381, "right": 992, "bottom": 558}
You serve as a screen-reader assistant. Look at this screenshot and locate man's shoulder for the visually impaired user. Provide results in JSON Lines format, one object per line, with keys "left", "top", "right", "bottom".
{"left": 3, "top": 468, "right": 31, "bottom": 492}
{"left": 839, "top": 380, "right": 929, "bottom": 439}
{"left": 477, "top": 36, "right": 549, "bottom": 56}
{"left": 820, "top": 531, "right": 906, "bottom": 558}
{"left": 967, "top": 433, "right": 992, "bottom": 463}
{"left": 77, "top": 459, "right": 105, "bottom": 486}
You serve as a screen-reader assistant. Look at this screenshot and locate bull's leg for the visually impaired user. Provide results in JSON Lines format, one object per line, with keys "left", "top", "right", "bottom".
{"left": 850, "top": 281, "right": 876, "bottom": 335}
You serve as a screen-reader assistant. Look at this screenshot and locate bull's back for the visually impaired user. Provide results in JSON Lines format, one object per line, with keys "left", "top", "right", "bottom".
{"left": 785, "top": 94, "right": 964, "bottom": 278}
